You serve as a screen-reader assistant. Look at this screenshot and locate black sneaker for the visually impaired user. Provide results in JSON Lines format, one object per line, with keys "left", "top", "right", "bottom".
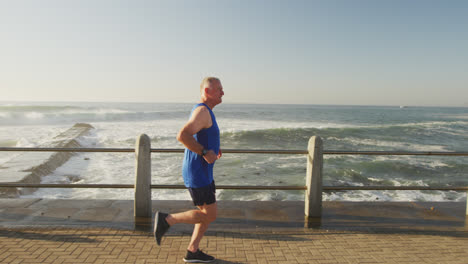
{"left": 153, "top": 211, "right": 170, "bottom": 246}
{"left": 183, "top": 249, "right": 215, "bottom": 263}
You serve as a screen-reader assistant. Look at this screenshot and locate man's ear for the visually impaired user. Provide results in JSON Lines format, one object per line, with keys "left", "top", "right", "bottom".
{"left": 204, "top": 87, "right": 211, "bottom": 96}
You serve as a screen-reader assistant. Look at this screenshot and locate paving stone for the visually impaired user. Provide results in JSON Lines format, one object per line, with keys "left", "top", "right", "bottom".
{"left": 1, "top": 199, "right": 468, "bottom": 263}
{"left": 0, "top": 227, "right": 467, "bottom": 263}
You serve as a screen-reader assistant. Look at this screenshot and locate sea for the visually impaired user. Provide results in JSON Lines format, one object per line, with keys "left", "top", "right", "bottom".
{"left": 0, "top": 102, "right": 467, "bottom": 202}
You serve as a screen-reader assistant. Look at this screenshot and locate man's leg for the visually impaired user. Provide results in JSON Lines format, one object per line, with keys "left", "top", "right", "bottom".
{"left": 155, "top": 182, "right": 216, "bottom": 250}
{"left": 154, "top": 205, "right": 216, "bottom": 247}
{"left": 160, "top": 202, "right": 216, "bottom": 253}
{"left": 187, "top": 202, "right": 217, "bottom": 252}
{"left": 166, "top": 209, "right": 205, "bottom": 225}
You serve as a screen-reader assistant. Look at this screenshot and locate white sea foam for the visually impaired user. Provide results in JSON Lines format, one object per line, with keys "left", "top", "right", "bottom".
{"left": 360, "top": 120, "right": 468, "bottom": 129}
{"left": 89, "top": 120, "right": 185, "bottom": 148}
{"left": 436, "top": 113, "right": 468, "bottom": 120}
{"left": 327, "top": 136, "right": 448, "bottom": 152}
{"left": 371, "top": 156, "right": 452, "bottom": 169}
{"left": 323, "top": 190, "right": 464, "bottom": 202}
{"left": 25, "top": 112, "right": 45, "bottom": 119}
{"left": 0, "top": 112, "right": 11, "bottom": 118}
{"left": 218, "top": 119, "right": 350, "bottom": 134}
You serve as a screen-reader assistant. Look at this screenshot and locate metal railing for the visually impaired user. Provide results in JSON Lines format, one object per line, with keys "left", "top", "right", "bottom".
{"left": 2, "top": 147, "right": 466, "bottom": 156}
{"left": 1, "top": 135, "right": 467, "bottom": 218}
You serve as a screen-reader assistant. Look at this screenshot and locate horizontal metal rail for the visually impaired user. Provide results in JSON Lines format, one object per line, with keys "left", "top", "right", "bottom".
{"left": 0, "top": 183, "right": 306, "bottom": 190}
{"left": 1, "top": 183, "right": 467, "bottom": 191}
{"left": 151, "top": 185, "right": 307, "bottom": 190}
{"left": 0, "top": 147, "right": 135, "bottom": 153}
{"left": 323, "top": 150, "right": 468, "bottom": 156}
{"left": 1, "top": 147, "right": 467, "bottom": 156}
{"left": 1, "top": 147, "right": 466, "bottom": 196}
{"left": 0, "top": 183, "right": 135, "bottom": 189}
{"left": 0, "top": 147, "right": 307, "bottom": 154}
{"left": 152, "top": 149, "right": 309, "bottom": 154}
{"left": 323, "top": 186, "right": 468, "bottom": 191}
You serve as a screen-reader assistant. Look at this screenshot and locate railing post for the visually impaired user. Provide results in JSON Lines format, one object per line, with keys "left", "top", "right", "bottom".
{"left": 466, "top": 191, "right": 468, "bottom": 216}
{"left": 134, "top": 134, "right": 152, "bottom": 218}
{"left": 305, "top": 136, "right": 323, "bottom": 218}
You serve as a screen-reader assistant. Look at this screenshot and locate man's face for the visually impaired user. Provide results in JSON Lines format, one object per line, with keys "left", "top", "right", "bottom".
{"left": 209, "top": 81, "right": 224, "bottom": 104}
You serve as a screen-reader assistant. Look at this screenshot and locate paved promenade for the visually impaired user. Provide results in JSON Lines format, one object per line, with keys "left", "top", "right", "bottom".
{"left": 1, "top": 199, "right": 467, "bottom": 263}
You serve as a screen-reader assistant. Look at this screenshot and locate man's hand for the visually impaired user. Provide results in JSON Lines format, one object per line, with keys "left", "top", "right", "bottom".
{"left": 204, "top": 150, "right": 219, "bottom": 164}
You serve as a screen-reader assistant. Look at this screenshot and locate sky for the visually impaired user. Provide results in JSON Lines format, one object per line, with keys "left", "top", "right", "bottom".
{"left": 0, "top": 0, "right": 467, "bottom": 107}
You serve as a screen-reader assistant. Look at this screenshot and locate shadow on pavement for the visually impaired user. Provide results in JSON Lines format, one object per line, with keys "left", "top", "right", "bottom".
{"left": 0, "top": 229, "right": 99, "bottom": 243}
{"left": 215, "top": 260, "right": 246, "bottom": 264}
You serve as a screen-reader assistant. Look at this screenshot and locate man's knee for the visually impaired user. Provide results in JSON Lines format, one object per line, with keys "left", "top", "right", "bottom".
{"left": 206, "top": 210, "right": 217, "bottom": 223}
{"left": 199, "top": 203, "right": 217, "bottom": 223}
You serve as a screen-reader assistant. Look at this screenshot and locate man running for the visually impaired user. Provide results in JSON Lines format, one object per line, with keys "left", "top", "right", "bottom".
{"left": 153, "top": 77, "right": 224, "bottom": 263}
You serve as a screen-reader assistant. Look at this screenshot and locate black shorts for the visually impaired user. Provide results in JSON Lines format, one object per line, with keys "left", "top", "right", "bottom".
{"left": 188, "top": 181, "right": 216, "bottom": 206}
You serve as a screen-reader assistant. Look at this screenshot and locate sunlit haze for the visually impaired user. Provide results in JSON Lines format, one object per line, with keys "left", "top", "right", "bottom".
{"left": 1, "top": 0, "right": 467, "bottom": 106}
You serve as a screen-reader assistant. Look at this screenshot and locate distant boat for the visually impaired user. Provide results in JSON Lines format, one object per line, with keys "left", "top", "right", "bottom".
{"left": 399, "top": 105, "right": 407, "bottom": 109}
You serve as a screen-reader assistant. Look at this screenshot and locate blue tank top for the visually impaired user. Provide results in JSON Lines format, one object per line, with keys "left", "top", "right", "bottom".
{"left": 182, "top": 103, "right": 220, "bottom": 188}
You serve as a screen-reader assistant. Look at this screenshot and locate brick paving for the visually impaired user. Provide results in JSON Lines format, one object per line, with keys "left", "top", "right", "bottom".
{"left": 1, "top": 227, "right": 467, "bottom": 264}
{"left": 1, "top": 200, "right": 467, "bottom": 263}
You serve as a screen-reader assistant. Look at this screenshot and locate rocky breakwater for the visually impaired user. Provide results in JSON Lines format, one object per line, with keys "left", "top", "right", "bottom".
{"left": 0, "top": 123, "right": 94, "bottom": 197}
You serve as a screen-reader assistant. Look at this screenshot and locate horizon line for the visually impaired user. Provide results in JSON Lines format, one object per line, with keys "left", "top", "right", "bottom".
{"left": 0, "top": 100, "right": 467, "bottom": 109}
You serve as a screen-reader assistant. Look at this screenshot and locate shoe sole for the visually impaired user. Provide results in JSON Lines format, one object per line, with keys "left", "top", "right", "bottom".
{"left": 183, "top": 258, "right": 215, "bottom": 263}
{"left": 153, "top": 212, "right": 160, "bottom": 245}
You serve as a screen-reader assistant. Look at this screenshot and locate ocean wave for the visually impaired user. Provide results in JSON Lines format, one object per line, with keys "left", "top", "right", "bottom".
{"left": 0, "top": 139, "right": 17, "bottom": 147}
{"left": 0, "top": 112, "right": 11, "bottom": 118}
{"left": 4, "top": 103, "right": 467, "bottom": 202}
{"left": 24, "top": 112, "right": 45, "bottom": 119}
{"left": 0, "top": 110, "right": 188, "bottom": 126}
{"left": 372, "top": 156, "right": 453, "bottom": 169}
{"left": 221, "top": 124, "right": 466, "bottom": 151}
{"left": 219, "top": 118, "right": 351, "bottom": 132}
{"left": 0, "top": 105, "right": 83, "bottom": 112}
{"left": 327, "top": 137, "right": 449, "bottom": 152}
{"left": 361, "top": 120, "right": 468, "bottom": 129}
{"left": 323, "top": 190, "right": 464, "bottom": 202}
{"left": 434, "top": 113, "right": 468, "bottom": 120}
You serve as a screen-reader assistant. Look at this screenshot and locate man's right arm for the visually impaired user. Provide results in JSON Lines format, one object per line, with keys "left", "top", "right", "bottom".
{"left": 177, "top": 107, "right": 218, "bottom": 164}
